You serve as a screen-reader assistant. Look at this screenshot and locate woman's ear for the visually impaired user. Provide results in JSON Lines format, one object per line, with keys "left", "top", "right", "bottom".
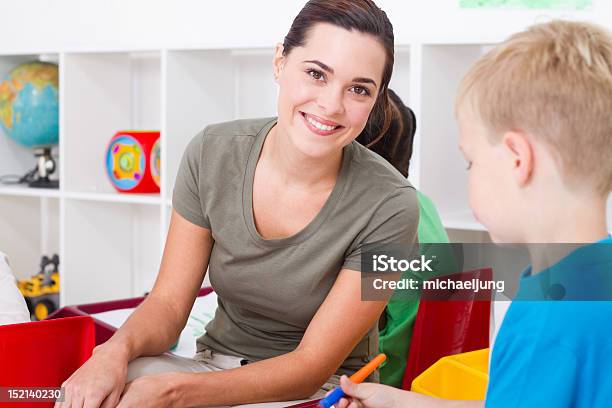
{"left": 502, "top": 130, "right": 534, "bottom": 187}
{"left": 273, "top": 43, "right": 285, "bottom": 82}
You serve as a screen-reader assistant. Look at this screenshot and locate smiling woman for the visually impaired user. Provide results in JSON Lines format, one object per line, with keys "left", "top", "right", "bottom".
{"left": 272, "top": 22, "right": 387, "bottom": 160}
{"left": 57, "top": 1, "right": 419, "bottom": 408}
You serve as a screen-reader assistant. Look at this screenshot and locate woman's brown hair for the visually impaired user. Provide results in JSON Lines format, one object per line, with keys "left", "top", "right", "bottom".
{"left": 357, "top": 89, "right": 416, "bottom": 178}
{"left": 283, "top": 0, "right": 395, "bottom": 144}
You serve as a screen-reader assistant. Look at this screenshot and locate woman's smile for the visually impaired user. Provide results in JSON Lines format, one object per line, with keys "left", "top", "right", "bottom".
{"left": 300, "top": 111, "right": 345, "bottom": 136}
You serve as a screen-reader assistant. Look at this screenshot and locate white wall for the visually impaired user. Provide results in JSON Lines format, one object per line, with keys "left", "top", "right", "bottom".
{"left": 1, "top": 0, "right": 611, "bottom": 53}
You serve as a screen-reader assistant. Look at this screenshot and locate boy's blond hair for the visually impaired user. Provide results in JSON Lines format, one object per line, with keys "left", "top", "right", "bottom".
{"left": 456, "top": 20, "right": 612, "bottom": 195}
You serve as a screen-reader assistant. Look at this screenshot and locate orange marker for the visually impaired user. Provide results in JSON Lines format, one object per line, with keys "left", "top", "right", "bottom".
{"left": 319, "top": 353, "right": 387, "bottom": 408}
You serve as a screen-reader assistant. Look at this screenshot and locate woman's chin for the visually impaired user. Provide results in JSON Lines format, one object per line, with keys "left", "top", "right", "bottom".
{"left": 291, "top": 135, "right": 339, "bottom": 159}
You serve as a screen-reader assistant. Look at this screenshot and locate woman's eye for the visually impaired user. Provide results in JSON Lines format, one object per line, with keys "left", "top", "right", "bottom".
{"left": 350, "top": 86, "right": 371, "bottom": 97}
{"left": 466, "top": 161, "right": 473, "bottom": 170}
{"left": 307, "top": 69, "right": 325, "bottom": 81}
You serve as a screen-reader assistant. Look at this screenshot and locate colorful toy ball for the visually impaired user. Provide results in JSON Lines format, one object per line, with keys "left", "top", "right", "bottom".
{"left": 106, "top": 131, "right": 160, "bottom": 193}
{"left": 150, "top": 138, "right": 161, "bottom": 188}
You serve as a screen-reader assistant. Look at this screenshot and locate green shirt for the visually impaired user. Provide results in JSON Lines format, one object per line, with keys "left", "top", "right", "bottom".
{"left": 379, "top": 191, "right": 450, "bottom": 387}
{"left": 173, "top": 118, "right": 419, "bottom": 378}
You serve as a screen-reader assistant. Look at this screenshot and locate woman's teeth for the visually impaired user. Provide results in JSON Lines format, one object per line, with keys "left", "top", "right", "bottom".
{"left": 306, "top": 116, "right": 338, "bottom": 131}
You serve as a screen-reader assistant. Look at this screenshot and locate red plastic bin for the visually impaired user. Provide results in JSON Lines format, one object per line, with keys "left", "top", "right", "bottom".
{"left": 0, "top": 316, "right": 95, "bottom": 407}
{"left": 47, "top": 287, "right": 214, "bottom": 345}
{"left": 401, "top": 268, "right": 492, "bottom": 389}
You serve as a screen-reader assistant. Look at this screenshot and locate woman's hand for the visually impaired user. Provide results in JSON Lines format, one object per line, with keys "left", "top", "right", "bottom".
{"left": 55, "top": 344, "right": 129, "bottom": 408}
{"left": 116, "top": 373, "right": 182, "bottom": 408}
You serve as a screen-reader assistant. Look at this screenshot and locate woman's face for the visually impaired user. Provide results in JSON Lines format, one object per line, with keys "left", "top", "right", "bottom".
{"left": 273, "top": 23, "right": 387, "bottom": 159}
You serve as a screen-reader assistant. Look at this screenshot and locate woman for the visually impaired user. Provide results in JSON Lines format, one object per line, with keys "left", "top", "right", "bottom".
{"left": 59, "top": 1, "right": 418, "bottom": 407}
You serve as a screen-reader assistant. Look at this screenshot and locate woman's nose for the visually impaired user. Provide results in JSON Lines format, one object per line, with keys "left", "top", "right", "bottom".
{"left": 317, "top": 86, "right": 345, "bottom": 116}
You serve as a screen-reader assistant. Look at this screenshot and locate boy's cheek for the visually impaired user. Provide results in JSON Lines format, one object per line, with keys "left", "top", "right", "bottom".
{"left": 469, "top": 193, "right": 485, "bottom": 225}
{"left": 468, "top": 180, "right": 496, "bottom": 231}
{"left": 468, "top": 181, "right": 485, "bottom": 221}
{"left": 470, "top": 192, "right": 516, "bottom": 243}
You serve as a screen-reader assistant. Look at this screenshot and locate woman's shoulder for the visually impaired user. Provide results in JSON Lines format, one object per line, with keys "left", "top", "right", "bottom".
{"left": 342, "top": 142, "right": 419, "bottom": 228}
{"left": 348, "top": 141, "right": 415, "bottom": 192}
{"left": 184, "top": 117, "right": 276, "bottom": 161}
{"left": 202, "top": 117, "right": 277, "bottom": 139}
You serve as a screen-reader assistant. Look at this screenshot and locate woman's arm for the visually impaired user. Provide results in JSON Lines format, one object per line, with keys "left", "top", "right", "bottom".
{"left": 104, "top": 209, "right": 213, "bottom": 360}
{"left": 58, "top": 210, "right": 212, "bottom": 408}
{"left": 168, "top": 267, "right": 387, "bottom": 407}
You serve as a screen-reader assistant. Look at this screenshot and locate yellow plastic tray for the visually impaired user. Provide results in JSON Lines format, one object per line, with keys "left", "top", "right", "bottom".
{"left": 411, "top": 348, "right": 489, "bottom": 400}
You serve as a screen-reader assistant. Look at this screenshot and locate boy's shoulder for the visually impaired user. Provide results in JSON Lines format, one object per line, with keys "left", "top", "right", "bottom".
{"left": 488, "top": 298, "right": 612, "bottom": 407}
{"left": 491, "top": 239, "right": 612, "bottom": 368}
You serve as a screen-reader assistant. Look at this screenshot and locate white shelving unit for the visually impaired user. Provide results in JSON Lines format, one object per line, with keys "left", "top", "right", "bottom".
{"left": 1, "top": 7, "right": 611, "bottom": 305}
{"left": 0, "top": 195, "right": 59, "bottom": 284}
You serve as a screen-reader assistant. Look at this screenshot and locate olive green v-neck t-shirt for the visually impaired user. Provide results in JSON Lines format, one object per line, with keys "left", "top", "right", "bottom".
{"left": 173, "top": 118, "right": 419, "bottom": 377}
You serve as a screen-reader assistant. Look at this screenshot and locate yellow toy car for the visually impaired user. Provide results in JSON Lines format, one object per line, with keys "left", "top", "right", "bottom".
{"left": 18, "top": 255, "right": 60, "bottom": 320}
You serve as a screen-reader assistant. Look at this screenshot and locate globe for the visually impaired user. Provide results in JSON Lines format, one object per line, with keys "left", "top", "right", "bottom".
{"left": 0, "top": 61, "right": 59, "bottom": 148}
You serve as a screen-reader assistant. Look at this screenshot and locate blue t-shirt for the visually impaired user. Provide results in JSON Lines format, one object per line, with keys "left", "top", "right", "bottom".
{"left": 486, "top": 236, "right": 612, "bottom": 407}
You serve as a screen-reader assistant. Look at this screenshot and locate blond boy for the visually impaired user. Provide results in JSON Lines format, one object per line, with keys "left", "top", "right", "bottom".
{"left": 335, "top": 20, "right": 612, "bottom": 407}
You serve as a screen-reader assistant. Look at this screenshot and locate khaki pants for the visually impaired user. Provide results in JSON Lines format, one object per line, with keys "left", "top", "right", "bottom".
{"left": 127, "top": 350, "right": 340, "bottom": 407}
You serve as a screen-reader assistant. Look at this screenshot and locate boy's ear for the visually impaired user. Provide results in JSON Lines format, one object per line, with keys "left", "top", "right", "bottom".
{"left": 502, "top": 131, "right": 534, "bottom": 187}
{"left": 273, "top": 43, "right": 285, "bottom": 82}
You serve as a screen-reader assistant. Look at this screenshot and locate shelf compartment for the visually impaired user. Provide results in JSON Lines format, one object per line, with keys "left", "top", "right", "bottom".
{"left": 0, "top": 54, "right": 60, "bottom": 185}
{"left": 418, "top": 44, "right": 490, "bottom": 227}
{"left": 61, "top": 199, "right": 162, "bottom": 305}
{"left": 389, "top": 46, "right": 411, "bottom": 102}
{"left": 0, "top": 195, "right": 59, "bottom": 281}
{"left": 61, "top": 51, "right": 161, "bottom": 194}
{"left": 163, "top": 49, "right": 275, "bottom": 197}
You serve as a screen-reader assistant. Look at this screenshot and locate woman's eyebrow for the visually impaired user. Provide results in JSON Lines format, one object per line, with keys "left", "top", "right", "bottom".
{"left": 303, "top": 59, "right": 378, "bottom": 88}
{"left": 303, "top": 59, "right": 334, "bottom": 73}
{"left": 352, "top": 77, "right": 377, "bottom": 87}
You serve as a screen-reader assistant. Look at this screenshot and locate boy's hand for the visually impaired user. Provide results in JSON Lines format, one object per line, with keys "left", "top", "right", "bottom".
{"left": 334, "top": 375, "right": 401, "bottom": 408}
{"left": 335, "top": 375, "right": 452, "bottom": 408}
